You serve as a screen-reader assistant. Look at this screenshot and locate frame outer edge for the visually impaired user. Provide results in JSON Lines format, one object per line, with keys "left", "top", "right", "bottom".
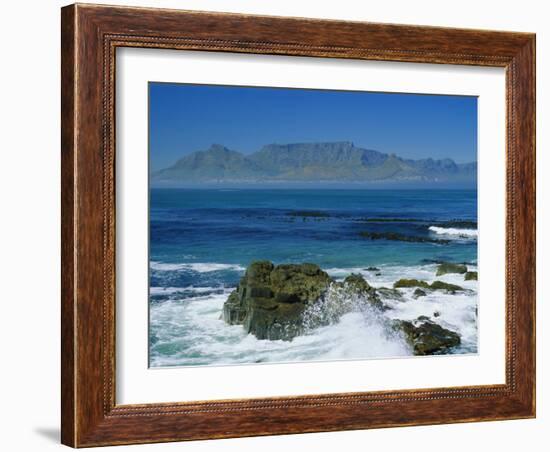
{"left": 60, "top": 3, "right": 536, "bottom": 447}
{"left": 61, "top": 3, "right": 77, "bottom": 448}
{"left": 531, "top": 35, "right": 536, "bottom": 417}
{"left": 514, "top": 35, "right": 536, "bottom": 416}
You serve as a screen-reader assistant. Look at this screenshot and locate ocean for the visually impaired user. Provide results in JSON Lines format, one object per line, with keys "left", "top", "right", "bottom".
{"left": 149, "top": 188, "right": 478, "bottom": 367}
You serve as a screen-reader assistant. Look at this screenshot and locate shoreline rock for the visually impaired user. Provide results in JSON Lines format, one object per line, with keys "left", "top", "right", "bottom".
{"left": 430, "top": 281, "right": 463, "bottom": 292}
{"left": 393, "top": 278, "right": 464, "bottom": 293}
{"left": 222, "top": 261, "right": 469, "bottom": 351}
{"left": 436, "top": 262, "right": 468, "bottom": 276}
{"left": 365, "top": 266, "right": 380, "bottom": 272}
{"left": 377, "top": 287, "right": 404, "bottom": 301}
{"left": 394, "top": 317, "right": 461, "bottom": 355}
{"left": 464, "top": 271, "right": 478, "bottom": 281}
{"left": 222, "top": 262, "right": 389, "bottom": 341}
{"left": 394, "top": 279, "right": 430, "bottom": 289}
{"left": 222, "top": 261, "right": 332, "bottom": 340}
{"left": 336, "top": 274, "right": 384, "bottom": 310}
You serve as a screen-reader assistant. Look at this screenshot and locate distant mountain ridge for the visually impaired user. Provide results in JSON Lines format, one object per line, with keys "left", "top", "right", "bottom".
{"left": 152, "top": 142, "right": 476, "bottom": 186}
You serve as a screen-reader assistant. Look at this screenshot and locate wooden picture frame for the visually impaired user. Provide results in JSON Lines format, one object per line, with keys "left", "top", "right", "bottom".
{"left": 61, "top": 3, "right": 536, "bottom": 447}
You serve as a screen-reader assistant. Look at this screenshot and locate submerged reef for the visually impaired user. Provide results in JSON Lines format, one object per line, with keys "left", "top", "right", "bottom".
{"left": 359, "top": 231, "right": 450, "bottom": 244}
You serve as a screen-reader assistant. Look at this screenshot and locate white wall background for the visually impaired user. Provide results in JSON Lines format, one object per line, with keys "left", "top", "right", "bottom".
{"left": 0, "top": 1, "right": 545, "bottom": 451}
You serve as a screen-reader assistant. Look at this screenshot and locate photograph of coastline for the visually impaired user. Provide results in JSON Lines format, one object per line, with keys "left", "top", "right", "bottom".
{"left": 148, "top": 82, "right": 478, "bottom": 368}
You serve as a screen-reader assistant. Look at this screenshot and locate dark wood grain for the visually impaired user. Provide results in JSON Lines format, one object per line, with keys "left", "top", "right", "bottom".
{"left": 61, "top": 3, "right": 536, "bottom": 447}
{"left": 60, "top": 5, "right": 76, "bottom": 446}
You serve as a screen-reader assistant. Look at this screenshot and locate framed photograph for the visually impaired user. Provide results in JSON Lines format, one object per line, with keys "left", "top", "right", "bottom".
{"left": 61, "top": 3, "right": 536, "bottom": 447}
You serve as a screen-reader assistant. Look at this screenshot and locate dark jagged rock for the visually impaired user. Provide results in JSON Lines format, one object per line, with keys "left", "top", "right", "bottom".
{"left": 341, "top": 273, "right": 373, "bottom": 295}
{"left": 222, "top": 263, "right": 388, "bottom": 340}
{"left": 413, "top": 288, "right": 427, "bottom": 298}
{"left": 436, "top": 262, "right": 468, "bottom": 276}
{"left": 430, "top": 281, "right": 463, "bottom": 292}
{"left": 269, "top": 262, "right": 332, "bottom": 303}
{"left": 433, "top": 311, "right": 441, "bottom": 317}
{"left": 222, "top": 290, "right": 247, "bottom": 325}
{"left": 394, "top": 279, "right": 431, "bottom": 289}
{"left": 365, "top": 266, "right": 380, "bottom": 272}
{"left": 338, "top": 274, "right": 384, "bottom": 310}
{"left": 360, "top": 231, "right": 450, "bottom": 244}
{"left": 377, "top": 287, "right": 404, "bottom": 301}
{"left": 223, "top": 261, "right": 331, "bottom": 340}
{"left": 393, "top": 279, "right": 463, "bottom": 292}
{"left": 464, "top": 271, "right": 478, "bottom": 281}
{"left": 395, "top": 317, "right": 461, "bottom": 355}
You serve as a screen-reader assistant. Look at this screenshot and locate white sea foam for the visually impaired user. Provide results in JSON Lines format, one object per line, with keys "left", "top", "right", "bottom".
{"left": 149, "top": 263, "right": 478, "bottom": 367}
{"left": 326, "top": 264, "right": 442, "bottom": 288}
{"left": 150, "top": 262, "right": 246, "bottom": 273}
{"left": 149, "top": 290, "right": 411, "bottom": 368}
{"left": 150, "top": 286, "right": 229, "bottom": 296}
{"left": 428, "top": 226, "right": 478, "bottom": 238}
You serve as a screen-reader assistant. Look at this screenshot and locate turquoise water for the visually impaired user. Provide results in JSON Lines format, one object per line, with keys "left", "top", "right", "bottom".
{"left": 149, "top": 189, "right": 478, "bottom": 367}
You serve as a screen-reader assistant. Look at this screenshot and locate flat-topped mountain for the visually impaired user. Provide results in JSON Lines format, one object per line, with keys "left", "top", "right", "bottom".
{"left": 152, "top": 142, "right": 476, "bottom": 186}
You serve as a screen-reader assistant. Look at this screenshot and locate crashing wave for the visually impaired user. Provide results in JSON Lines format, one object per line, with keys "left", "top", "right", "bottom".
{"left": 150, "top": 286, "right": 230, "bottom": 295}
{"left": 429, "top": 226, "right": 478, "bottom": 239}
{"left": 301, "top": 282, "right": 382, "bottom": 330}
{"left": 150, "top": 262, "right": 246, "bottom": 272}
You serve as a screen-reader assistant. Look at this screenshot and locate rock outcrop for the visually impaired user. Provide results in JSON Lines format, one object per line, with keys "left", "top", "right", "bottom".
{"left": 377, "top": 287, "right": 404, "bottom": 300}
{"left": 223, "top": 261, "right": 332, "bottom": 340}
{"left": 365, "top": 266, "right": 380, "bottom": 272}
{"left": 337, "top": 273, "right": 379, "bottom": 301}
{"left": 332, "top": 273, "right": 385, "bottom": 310}
{"left": 393, "top": 279, "right": 463, "bottom": 292}
{"left": 429, "top": 281, "right": 464, "bottom": 293}
{"left": 223, "top": 262, "right": 466, "bottom": 350}
{"left": 394, "top": 279, "right": 431, "bottom": 289}
{"left": 436, "top": 262, "right": 468, "bottom": 276}
{"left": 222, "top": 263, "right": 384, "bottom": 340}
{"left": 394, "top": 317, "right": 461, "bottom": 355}
{"left": 464, "top": 271, "right": 478, "bottom": 281}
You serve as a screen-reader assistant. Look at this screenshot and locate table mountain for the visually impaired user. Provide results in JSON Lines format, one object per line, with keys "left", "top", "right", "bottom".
{"left": 152, "top": 141, "right": 476, "bottom": 185}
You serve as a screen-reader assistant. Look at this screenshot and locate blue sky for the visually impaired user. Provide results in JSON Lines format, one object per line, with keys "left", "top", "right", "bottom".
{"left": 149, "top": 82, "right": 477, "bottom": 171}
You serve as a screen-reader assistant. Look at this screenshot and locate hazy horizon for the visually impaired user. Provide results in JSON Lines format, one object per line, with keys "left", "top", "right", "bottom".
{"left": 149, "top": 83, "right": 478, "bottom": 172}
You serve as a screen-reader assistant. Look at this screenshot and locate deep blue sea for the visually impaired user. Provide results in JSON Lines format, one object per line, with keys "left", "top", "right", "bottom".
{"left": 149, "top": 189, "right": 478, "bottom": 367}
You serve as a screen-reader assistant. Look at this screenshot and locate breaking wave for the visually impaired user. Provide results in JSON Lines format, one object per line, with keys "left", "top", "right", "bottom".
{"left": 150, "top": 262, "right": 246, "bottom": 273}
{"left": 429, "top": 226, "right": 478, "bottom": 239}
{"left": 149, "top": 263, "right": 478, "bottom": 367}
